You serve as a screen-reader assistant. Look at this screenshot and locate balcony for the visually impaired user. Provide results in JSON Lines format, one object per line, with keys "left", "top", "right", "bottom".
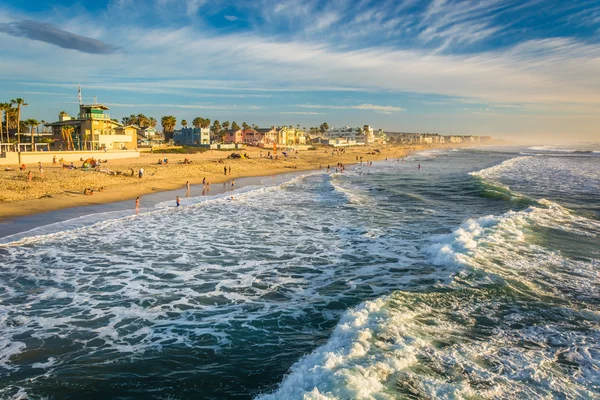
{"left": 78, "top": 113, "right": 111, "bottom": 120}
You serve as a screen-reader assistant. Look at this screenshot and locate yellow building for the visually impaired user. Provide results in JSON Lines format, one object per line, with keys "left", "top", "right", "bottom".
{"left": 278, "top": 127, "right": 307, "bottom": 145}
{"left": 46, "top": 104, "right": 134, "bottom": 150}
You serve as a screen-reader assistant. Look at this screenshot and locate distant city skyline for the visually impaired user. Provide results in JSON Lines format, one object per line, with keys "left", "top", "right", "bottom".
{"left": 0, "top": 0, "right": 598, "bottom": 143}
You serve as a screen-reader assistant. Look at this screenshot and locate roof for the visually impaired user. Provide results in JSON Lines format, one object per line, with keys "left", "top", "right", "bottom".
{"left": 81, "top": 104, "right": 110, "bottom": 110}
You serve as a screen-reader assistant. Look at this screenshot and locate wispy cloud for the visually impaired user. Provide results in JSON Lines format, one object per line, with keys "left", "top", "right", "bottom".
{"left": 280, "top": 111, "right": 324, "bottom": 115}
{"left": 297, "top": 104, "right": 405, "bottom": 114}
{"left": 224, "top": 15, "right": 239, "bottom": 21}
{"left": 0, "top": 20, "right": 118, "bottom": 54}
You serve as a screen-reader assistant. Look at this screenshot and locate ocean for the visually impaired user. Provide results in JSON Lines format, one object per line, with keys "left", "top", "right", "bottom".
{"left": 0, "top": 145, "right": 598, "bottom": 399}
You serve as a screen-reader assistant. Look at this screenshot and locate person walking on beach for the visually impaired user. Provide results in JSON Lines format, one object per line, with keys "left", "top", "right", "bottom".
{"left": 139, "top": 168, "right": 144, "bottom": 179}
{"left": 52, "top": 156, "right": 57, "bottom": 165}
{"left": 202, "top": 177, "right": 206, "bottom": 185}
{"left": 38, "top": 162, "right": 44, "bottom": 179}
{"left": 27, "top": 171, "right": 32, "bottom": 181}
{"left": 224, "top": 166, "right": 227, "bottom": 176}
{"left": 176, "top": 196, "right": 181, "bottom": 207}
{"left": 185, "top": 181, "right": 190, "bottom": 191}
{"left": 228, "top": 166, "right": 231, "bottom": 175}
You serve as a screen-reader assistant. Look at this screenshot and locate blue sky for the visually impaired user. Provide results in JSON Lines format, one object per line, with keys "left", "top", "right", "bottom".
{"left": 0, "top": 0, "right": 599, "bottom": 141}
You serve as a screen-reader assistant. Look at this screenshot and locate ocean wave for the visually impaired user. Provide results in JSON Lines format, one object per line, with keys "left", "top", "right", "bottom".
{"left": 257, "top": 288, "right": 600, "bottom": 400}
{"left": 258, "top": 200, "right": 600, "bottom": 400}
{"left": 0, "top": 171, "right": 322, "bottom": 247}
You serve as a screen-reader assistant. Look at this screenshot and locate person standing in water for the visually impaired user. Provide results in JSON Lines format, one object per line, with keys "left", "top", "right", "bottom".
{"left": 135, "top": 196, "right": 140, "bottom": 210}
{"left": 231, "top": 180, "right": 235, "bottom": 187}
{"left": 176, "top": 196, "right": 181, "bottom": 207}
{"left": 418, "top": 164, "right": 421, "bottom": 170}
{"left": 185, "top": 181, "right": 190, "bottom": 191}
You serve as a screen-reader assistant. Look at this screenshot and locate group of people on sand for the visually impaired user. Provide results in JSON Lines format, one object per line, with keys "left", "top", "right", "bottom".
{"left": 83, "top": 187, "right": 104, "bottom": 195}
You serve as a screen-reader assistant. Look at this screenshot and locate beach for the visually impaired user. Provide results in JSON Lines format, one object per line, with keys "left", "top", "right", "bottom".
{"left": 1, "top": 146, "right": 598, "bottom": 399}
{"left": 0, "top": 145, "right": 425, "bottom": 219}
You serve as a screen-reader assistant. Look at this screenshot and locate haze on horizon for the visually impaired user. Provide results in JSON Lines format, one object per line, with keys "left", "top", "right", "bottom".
{"left": 0, "top": 0, "right": 598, "bottom": 143}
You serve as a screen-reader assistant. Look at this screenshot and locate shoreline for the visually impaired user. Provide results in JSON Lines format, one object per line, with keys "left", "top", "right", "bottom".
{"left": 0, "top": 144, "right": 448, "bottom": 224}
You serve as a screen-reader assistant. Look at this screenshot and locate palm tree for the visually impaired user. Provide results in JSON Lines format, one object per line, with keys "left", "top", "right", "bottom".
{"left": 11, "top": 98, "right": 27, "bottom": 145}
{"left": 137, "top": 114, "right": 149, "bottom": 128}
{"left": 122, "top": 116, "right": 131, "bottom": 125}
{"left": 61, "top": 125, "right": 75, "bottom": 151}
{"left": 222, "top": 121, "right": 230, "bottom": 132}
{"left": 0, "top": 102, "right": 10, "bottom": 144}
{"left": 231, "top": 121, "right": 240, "bottom": 131}
{"left": 181, "top": 119, "right": 188, "bottom": 128}
{"left": 201, "top": 118, "right": 210, "bottom": 129}
{"left": 161, "top": 116, "right": 177, "bottom": 140}
{"left": 242, "top": 122, "right": 248, "bottom": 130}
{"left": 149, "top": 117, "right": 157, "bottom": 128}
{"left": 25, "top": 119, "right": 39, "bottom": 150}
{"left": 192, "top": 117, "right": 202, "bottom": 129}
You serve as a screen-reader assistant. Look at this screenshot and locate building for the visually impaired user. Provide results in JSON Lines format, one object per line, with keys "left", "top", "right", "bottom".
{"left": 445, "top": 136, "right": 463, "bottom": 144}
{"left": 173, "top": 127, "right": 210, "bottom": 145}
{"left": 225, "top": 129, "right": 244, "bottom": 143}
{"left": 278, "top": 127, "right": 307, "bottom": 145}
{"left": 45, "top": 104, "right": 134, "bottom": 150}
{"left": 325, "top": 126, "right": 370, "bottom": 145}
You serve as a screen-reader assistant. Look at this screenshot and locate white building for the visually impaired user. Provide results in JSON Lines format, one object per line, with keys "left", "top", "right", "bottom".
{"left": 326, "top": 126, "right": 374, "bottom": 145}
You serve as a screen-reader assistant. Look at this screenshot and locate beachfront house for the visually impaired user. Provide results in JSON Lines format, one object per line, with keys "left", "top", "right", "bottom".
{"left": 173, "top": 127, "right": 210, "bottom": 145}
{"left": 45, "top": 104, "right": 133, "bottom": 150}
{"left": 252, "top": 127, "right": 279, "bottom": 147}
{"left": 225, "top": 129, "right": 244, "bottom": 143}
{"left": 280, "top": 127, "right": 307, "bottom": 145}
{"left": 326, "top": 126, "right": 370, "bottom": 145}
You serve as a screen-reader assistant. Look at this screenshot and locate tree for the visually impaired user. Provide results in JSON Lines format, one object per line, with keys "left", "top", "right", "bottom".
{"left": 40, "top": 120, "right": 46, "bottom": 134}
{"left": 211, "top": 120, "right": 221, "bottom": 135}
{"left": 319, "top": 122, "right": 329, "bottom": 134}
{"left": 192, "top": 117, "right": 203, "bottom": 129}
{"left": 61, "top": 125, "right": 75, "bottom": 151}
{"left": 181, "top": 119, "right": 188, "bottom": 128}
{"left": 11, "top": 98, "right": 27, "bottom": 144}
{"left": 161, "top": 116, "right": 177, "bottom": 140}
{"left": 242, "top": 122, "right": 248, "bottom": 130}
{"left": 137, "top": 114, "right": 149, "bottom": 128}
{"left": 149, "top": 117, "right": 157, "bottom": 128}
{"left": 25, "top": 119, "right": 39, "bottom": 150}
{"left": 201, "top": 118, "right": 210, "bottom": 129}
{"left": 222, "top": 121, "right": 230, "bottom": 132}
{"left": 0, "top": 103, "right": 10, "bottom": 144}
{"left": 231, "top": 121, "right": 240, "bottom": 131}
{"left": 122, "top": 116, "right": 132, "bottom": 125}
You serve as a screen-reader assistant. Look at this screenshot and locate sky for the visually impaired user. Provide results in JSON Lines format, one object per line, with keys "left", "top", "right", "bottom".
{"left": 0, "top": 0, "right": 599, "bottom": 142}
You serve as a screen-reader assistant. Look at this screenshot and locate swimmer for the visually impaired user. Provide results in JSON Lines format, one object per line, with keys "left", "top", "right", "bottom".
{"left": 176, "top": 195, "right": 181, "bottom": 207}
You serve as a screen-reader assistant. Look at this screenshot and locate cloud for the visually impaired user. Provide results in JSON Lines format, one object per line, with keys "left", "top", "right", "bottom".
{"left": 297, "top": 104, "right": 405, "bottom": 114}
{"left": 280, "top": 111, "right": 324, "bottom": 115}
{"left": 225, "top": 15, "right": 239, "bottom": 22}
{"left": 0, "top": 20, "right": 118, "bottom": 54}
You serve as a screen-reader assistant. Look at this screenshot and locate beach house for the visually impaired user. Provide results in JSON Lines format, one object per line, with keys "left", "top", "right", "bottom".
{"left": 45, "top": 104, "right": 133, "bottom": 150}
{"left": 225, "top": 129, "right": 244, "bottom": 143}
{"left": 173, "top": 127, "right": 210, "bottom": 145}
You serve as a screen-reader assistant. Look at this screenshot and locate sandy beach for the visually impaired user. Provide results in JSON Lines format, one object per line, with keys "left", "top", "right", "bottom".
{"left": 0, "top": 145, "right": 433, "bottom": 219}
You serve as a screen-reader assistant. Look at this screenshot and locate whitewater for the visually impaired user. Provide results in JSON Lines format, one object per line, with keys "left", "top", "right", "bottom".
{"left": 0, "top": 146, "right": 598, "bottom": 399}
